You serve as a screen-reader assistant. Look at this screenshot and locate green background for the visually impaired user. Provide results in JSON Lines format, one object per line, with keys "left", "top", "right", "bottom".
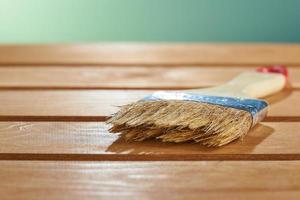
{"left": 1, "top": 0, "right": 300, "bottom": 43}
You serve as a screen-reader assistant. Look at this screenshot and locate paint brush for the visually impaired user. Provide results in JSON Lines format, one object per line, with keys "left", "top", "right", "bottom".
{"left": 107, "top": 65, "right": 288, "bottom": 147}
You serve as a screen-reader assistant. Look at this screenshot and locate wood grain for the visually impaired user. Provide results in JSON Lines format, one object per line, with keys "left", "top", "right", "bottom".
{"left": 0, "top": 89, "right": 296, "bottom": 119}
{"left": 0, "top": 66, "right": 299, "bottom": 89}
{"left": 0, "top": 161, "right": 299, "bottom": 200}
{"left": 1, "top": 43, "right": 300, "bottom": 66}
{"left": 0, "top": 121, "right": 299, "bottom": 160}
{"left": 1, "top": 44, "right": 299, "bottom": 199}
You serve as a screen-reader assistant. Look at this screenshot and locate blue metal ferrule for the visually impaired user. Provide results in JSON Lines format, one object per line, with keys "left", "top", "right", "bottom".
{"left": 143, "top": 91, "right": 268, "bottom": 126}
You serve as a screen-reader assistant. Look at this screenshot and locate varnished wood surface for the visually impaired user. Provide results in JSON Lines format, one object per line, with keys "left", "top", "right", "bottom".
{"left": 1, "top": 43, "right": 300, "bottom": 66}
{"left": 0, "top": 161, "right": 299, "bottom": 200}
{"left": 0, "top": 66, "right": 299, "bottom": 89}
{"left": 0, "top": 44, "right": 300, "bottom": 199}
{"left": 0, "top": 122, "right": 299, "bottom": 160}
{"left": 0, "top": 89, "right": 296, "bottom": 119}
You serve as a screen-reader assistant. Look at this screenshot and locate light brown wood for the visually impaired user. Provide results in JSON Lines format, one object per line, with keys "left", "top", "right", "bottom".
{"left": 0, "top": 161, "right": 299, "bottom": 200}
{"left": 0, "top": 44, "right": 299, "bottom": 198}
{"left": 0, "top": 89, "right": 296, "bottom": 119}
{"left": 0, "top": 66, "right": 299, "bottom": 89}
{"left": 0, "top": 121, "right": 299, "bottom": 160}
{"left": 1, "top": 43, "right": 300, "bottom": 66}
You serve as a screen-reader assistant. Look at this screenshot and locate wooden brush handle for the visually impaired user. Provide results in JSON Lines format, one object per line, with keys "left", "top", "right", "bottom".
{"left": 189, "top": 66, "right": 287, "bottom": 98}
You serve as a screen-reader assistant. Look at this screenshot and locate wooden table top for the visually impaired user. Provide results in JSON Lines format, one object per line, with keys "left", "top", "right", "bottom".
{"left": 0, "top": 43, "right": 299, "bottom": 200}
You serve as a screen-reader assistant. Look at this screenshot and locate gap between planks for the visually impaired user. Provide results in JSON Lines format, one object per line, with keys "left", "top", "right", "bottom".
{"left": 0, "top": 87, "right": 299, "bottom": 91}
{"left": 0, "top": 116, "right": 300, "bottom": 122}
{"left": 3, "top": 62, "right": 300, "bottom": 67}
{"left": 0, "top": 153, "right": 299, "bottom": 161}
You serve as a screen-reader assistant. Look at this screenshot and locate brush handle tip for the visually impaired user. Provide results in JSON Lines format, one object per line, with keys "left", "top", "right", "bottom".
{"left": 256, "top": 65, "right": 288, "bottom": 80}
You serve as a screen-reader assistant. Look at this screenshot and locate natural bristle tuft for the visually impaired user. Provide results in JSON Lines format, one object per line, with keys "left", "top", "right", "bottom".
{"left": 107, "top": 100, "right": 253, "bottom": 147}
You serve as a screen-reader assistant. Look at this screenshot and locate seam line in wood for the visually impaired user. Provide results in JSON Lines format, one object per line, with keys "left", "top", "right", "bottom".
{"left": 0, "top": 87, "right": 209, "bottom": 90}
{"left": 0, "top": 153, "right": 299, "bottom": 161}
{"left": 0, "top": 116, "right": 108, "bottom": 121}
{"left": 0, "top": 87, "right": 298, "bottom": 91}
{"left": 0, "top": 116, "right": 299, "bottom": 122}
{"left": 1, "top": 63, "right": 300, "bottom": 67}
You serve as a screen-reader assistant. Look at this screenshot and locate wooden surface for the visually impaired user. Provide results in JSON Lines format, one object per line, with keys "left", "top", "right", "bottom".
{"left": 0, "top": 66, "right": 300, "bottom": 89}
{"left": 0, "top": 89, "right": 297, "bottom": 119}
{"left": 0, "top": 43, "right": 299, "bottom": 199}
{"left": 0, "top": 161, "right": 299, "bottom": 200}
{"left": 0, "top": 122, "right": 299, "bottom": 161}
{"left": 1, "top": 43, "right": 300, "bottom": 66}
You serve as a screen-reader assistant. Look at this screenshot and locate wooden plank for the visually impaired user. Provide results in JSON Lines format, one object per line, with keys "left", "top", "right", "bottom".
{"left": 0, "top": 89, "right": 297, "bottom": 119}
{"left": 0, "top": 121, "right": 299, "bottom": 160}
{"left": 0, "top": 161, "right": 299, "bottom": 200}
{"left": 0, "top": 66, "right": 299, "bottom": 89}
{"left": 1, "top": 44, "right": 300, "bottom": 66}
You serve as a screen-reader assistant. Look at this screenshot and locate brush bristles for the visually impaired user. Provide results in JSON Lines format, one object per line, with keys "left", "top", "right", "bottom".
{"left": 107, "top": 100, "right": 252, "bottom": 147}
